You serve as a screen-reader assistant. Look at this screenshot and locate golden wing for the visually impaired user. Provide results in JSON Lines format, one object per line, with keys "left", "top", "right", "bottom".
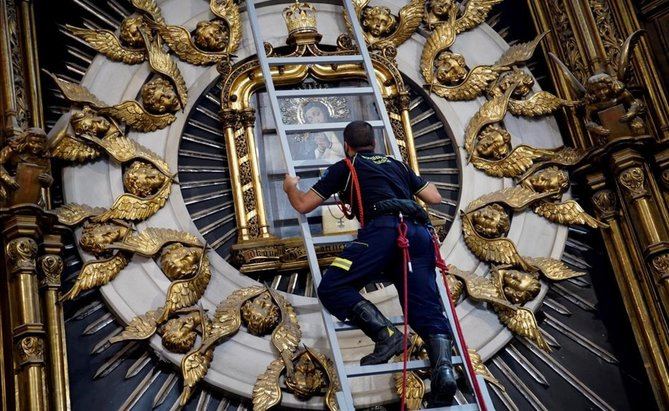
{"left": 47, "top": 72, "right": 107, "bottom": 108}
{"left": 108, "top": 307, "right": 162, "bottom": 344}
{"left": 252, "top": 358, "right": 285, "bottom": 411}
{"left": 383, "top": 0, "right": 424, "bottom": 48}
{"left": 509, "top": 91, "right": 576, "bottom": 117}
{"left": 495, "top": 32, "right": 547, "bottom": 67}
{"left": 455, "top": 0, "right": 503, "bottom": 33}
{"left": 108, "top": 227, "right": 201, "bottom": 257}
{"left": 210, "top": 0, "right": 242, "bottom": 53}
{"left": 464, "top": 86, "right": 514, "bottom": 155}
{"left": 268, "top": 288, "right": 302, "bottom": 371}
{"left": 451, "top": 267, "right": 504, "bottom": 302}
{"left": 53, "top": 203, "right": 106, "bottom": 226}
{"left": 465, "top": 186, "right": 553, "bottom": 213}
{"left": 305, "top": 347, "right": 341, "bottom": 411}
{"left": 154, "top": 24, "right": 225, "bottom": 65}
{"left": 96, "top": 135, "right": 171, "bottom": 175}
{"left": 131, "top": 0, "right": 165, "bottom": 25}
{"left": 97, "top": 100, "right": 176, "bottom": 132}
{"left": 468, "top": 348, "right": 504, "bottom": 391}
{"left": 159, "top": 253, "right": 212, "bottom": 322}
{"left": 60, "top": 253, "right": 130, "bottom": 301}
{"left": 49, "top": 131, "right": 101, "bottom": 163}
{"left": 394, "top": 371, "right": 425, "bottom": 410}
{"left": 534, "top": 200, "right": 608, "bottom": 228}
{"left": 526, "top": 256, "right": 584, "bottom": 281}
{"left": 471, "top": 145, "right": 552, "bottom": 178}
{"left": 65, "top": 25, "right": 145, "bottom": 65}
{"left": 462, "top": 214, "right": 533, "bottom": 270}
{"left": 550, "top": 146, "right": 586, "bottom": 166}
{"left": 420, "top": 16, "right": 457, "bottom": 84}
{"left": 496, "top": 306, "right": 551, "bottom": 352}
{"left": 179, "top": 348, "right": 214, "bottom": 406}
{"left": 144, "top": 36, "right": 188, "bottom": 108}
{"left": 91, "top": 180, "right": 171, "bottom": 222}
{"left": 432, "top": 65, "right": 506, "bottom": 101}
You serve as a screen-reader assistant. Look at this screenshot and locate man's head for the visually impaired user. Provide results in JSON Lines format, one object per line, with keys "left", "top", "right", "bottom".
{"left": 343, "top": 121, "right": 375, "bottom": 156}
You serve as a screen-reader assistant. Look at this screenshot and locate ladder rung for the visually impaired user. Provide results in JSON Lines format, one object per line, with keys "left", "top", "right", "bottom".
{"left": 335, "top": 316, "right": 405, "bottom": 331}
{"left": 266, "top": 55, "right": 364, "bottom": 65}
{"left": 312, "top": 234, "right": 355, "bottom": 245}
{"left": 275, "top": 87, "right": 374, "bottom": 98}
{"left": 345, "top": 357, "right": 462, "bottom": 378}
{"left": 424, "top": 404, "right": 479, "bottom": 411}
{"left": 284, "top": 120, "right": 384, "bottom": 133}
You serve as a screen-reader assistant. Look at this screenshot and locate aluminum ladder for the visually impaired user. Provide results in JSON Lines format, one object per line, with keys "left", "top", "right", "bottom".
{"left": 244, "top": 1, "right": 495, "bottom": 409}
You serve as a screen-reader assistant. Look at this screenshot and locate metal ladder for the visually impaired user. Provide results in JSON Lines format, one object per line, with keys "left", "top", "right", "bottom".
{"left": 244, "top": 1, "right": 494, "bottom": 409}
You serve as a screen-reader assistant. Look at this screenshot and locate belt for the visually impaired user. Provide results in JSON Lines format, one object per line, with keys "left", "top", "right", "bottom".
{"left": 368, "top": 199, "right": 431, "bottom": 225}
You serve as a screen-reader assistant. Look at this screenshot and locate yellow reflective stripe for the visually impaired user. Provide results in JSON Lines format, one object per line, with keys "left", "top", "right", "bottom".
{"left": 331, "top": 257, "right": 353, "bottom": 271}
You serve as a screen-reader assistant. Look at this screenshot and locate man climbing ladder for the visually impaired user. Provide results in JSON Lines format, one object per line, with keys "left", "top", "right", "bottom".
{"left": 284, "top": 121, "right": 457, "bottom": 406}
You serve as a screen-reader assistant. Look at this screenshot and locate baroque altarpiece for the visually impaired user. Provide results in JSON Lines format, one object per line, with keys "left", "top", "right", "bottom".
{"left": 0, "top": 0, "right": 668, "bottom": 409}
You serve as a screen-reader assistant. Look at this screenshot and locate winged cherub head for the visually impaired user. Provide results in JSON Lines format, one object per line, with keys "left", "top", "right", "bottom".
{"left": 434, "top": 51, "right": 467, "bottom": 85}
{"left": 526, "top": 166, "right": 569, "bottom": 194}
{"left": 10, "top": 127, "right": 49, "bottom": 157}
{"left": 141, "top": 77, "right": 181, "bottom": 115}
{"left": 585, "top": 72, "right": 625, "bottom": 104}
{"left": 475, "top": 125, "right": 512, "bottom": 160}
{"left": 160, "top": 313, "right": 199, "bottom": 353}
{"left": 497, "top": 70, "right": 535, "bottom": 98}
{"left": 429, "top": 0, "right": 455, "bottom": 18}
{"left": 362, "top": 6, "right": 397, "bottom": 38}
{"left": 285, "top": 352, "right": 327, "bottom": 399}
{"left": 119, "top": 15, "right": 149, "bottom": 48}
{"left": 240, "top": 291, "right": 281, "bottom": 336}
{"left": 70, "top": 107, "right": 112, "bottom": 138}
{"left": 194, "top": 20, "right": 229, "bottom": 52}
{"left": 501, "top": 270, "right": 541, "bottom": 305}
{"left": 159, "top": 243, "right": 203, "bottom": 281}
{"left": 471, "top": 204, "right": 510, "bottom": 238}
{"left": 123, "top": 161, "right": 168, "bottom": 197}
{"left": 79, "top": 222, "right": 130, "bottom": 256}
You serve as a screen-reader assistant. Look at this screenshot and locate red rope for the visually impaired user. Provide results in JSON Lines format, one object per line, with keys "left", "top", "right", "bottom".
{"left": 430, "top": 230, "right": 488, "bottom": 411}
{"left": 337, "top": 157, "right": 365, "bottom": 227}
{"left": 396, "top": 216, "right": 410, "bottom": 411}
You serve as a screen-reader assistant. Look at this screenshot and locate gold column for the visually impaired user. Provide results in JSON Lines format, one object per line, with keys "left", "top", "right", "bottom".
{"left": 241, "top": 107, "right": 271, "bottom": 238}
{"left": 39, "top": 231, "right": 70, "bottom": 411}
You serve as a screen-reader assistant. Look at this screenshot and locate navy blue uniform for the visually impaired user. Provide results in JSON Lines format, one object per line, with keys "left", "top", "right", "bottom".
{"left": 311, "top": 151, "right": 451, "bottom": 337}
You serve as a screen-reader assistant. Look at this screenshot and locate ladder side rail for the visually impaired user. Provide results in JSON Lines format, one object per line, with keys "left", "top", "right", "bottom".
{"left": 244, "top": 2, "right": 356, "bottom": 409}
{"left": 341, "top": 0, "right": 403, "bottom": 161}
{"left": 436, "top": 271, "right": 489, "bottom": 410}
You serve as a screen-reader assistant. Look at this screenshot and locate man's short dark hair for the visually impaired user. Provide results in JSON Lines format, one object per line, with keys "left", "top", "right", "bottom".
{"left": 343, "top": 121, "right": 375, "bottom": 149}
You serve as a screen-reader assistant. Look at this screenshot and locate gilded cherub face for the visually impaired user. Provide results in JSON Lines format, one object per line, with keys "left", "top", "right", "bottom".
{"left": 471, "top": 204, "right": 510, "bottom": 239}
{"left": 160, "top": 313, "right": 198, "bottom": 353}
{"left": 70, "top": 107, "right": 112, "bottom": 138}
{"left": 526, "top": 167, "right": 569, "bottom": 194}
{"left": 79, "top": 222, "right": 130, "bottom": 256}
{"left": 23, "top": 130, "right": 48, "bottom": 156}
{"left": 159, "top": 243, "right": 202, "bottom": 281}
{"left": 240, "top": 291, "right": 280, "bottom": 336}
{"left": 119, "top": 15, "right": 148, "bottom": 48}
{"left": 586, "top": 73, "right": 623, "bottom": 103}
{"left": 141, "top": 77, "right": 181, "bottom": 115}
{"left": 193, "top": 20, "right": 229, "bottom": 52}
{"left": 123, "top": 161, "right": 168, "bottom": 197}
{"left": 502, "top": 270, "right": 541, "bottom": 305}
{"left": 435, "top": 52, "right": 467, "bottom": 85}
{"left": 362, "top": 6, "right": 397, "bottom": 38}
{"left": 475, "top": 125, "right": 511, "bottom": 160}
{"left": 285, "top": 353, "right": 326, "bottom": 399}
{"left": 429, "top": 0, "right": 454, "bottom": 18}
{"left": 498, "top": 71, "right": 535, "bottom": 98}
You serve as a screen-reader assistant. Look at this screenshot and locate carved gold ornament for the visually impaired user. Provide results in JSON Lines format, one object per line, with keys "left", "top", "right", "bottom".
{"left": 60, "top": 253, "right": 131, "bottom": 301}
{"left": 345, "top": 0, "right": 424, "bottom": 49}
{"left": 6, "top": 237, "right": 38, "bottom": 274}
{"left": 467, "top": 348, "right": 504, "bottom": 391}
{"left": 423, "top": 0, "right": 503, "bottom": 31}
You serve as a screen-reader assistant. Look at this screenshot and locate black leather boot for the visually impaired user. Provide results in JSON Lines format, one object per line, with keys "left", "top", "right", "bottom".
{"left": 425, "top": 334, "right": 458, "bottom": 406}
{"left": 348, "top": 300, "right": 404, "bottom": 366}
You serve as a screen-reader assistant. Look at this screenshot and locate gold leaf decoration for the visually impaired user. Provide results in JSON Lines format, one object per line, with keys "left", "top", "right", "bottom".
{"left": 393, "top": 371, "right": 425, "bottom": 410}
{"left": 533, "top": 200, "right": 608, "bottom": 228}
{"left": 454, "top": 0, "right": 504, "bottom": 33}
{"left": 496, "top": 306, "right": 551, "bottom": 352}
{"left": 465, "top": 186, "right": 554, "bottom": 214}
{"left": 268, "top": 288, "right": 302, "bottom": 374}
{"left": 431, "top": 65, "right": 507, "bottom": 101}
{"left": 252, "top": 358, "right": 285, "bottom": 411}
{"left": 159, "top": 252, "right": 212, "bottom": 322}
{"left": 131, "top": 0, "right": 165, "bottom": 25}
{"left": 464, "top": 87, "right": 514, "bottom": 155}
{"left": 91, "top": 180, "right": 171, "bottom": 222}
{"left": 154, "top": 24, "right": 226, "bottom": 65}
{"left": 508, "top": 91, "right": 576, "bottom": 117}
{"left": 471, "top": 145, "right": 552, "bottom": 178}
{"left": 53, "top": 203, "right": 106, "bottom": 226}
{"left": 495, "top": 32, "right": 547, "bottom": 67}
{"left": 108, "top": 227, "right": 201, "bottom": 257}
{"left": 93, "top": 134, "right": 171, "bottom": 176}
{"left": 461, "top": 213, "right": 532, "bottom": 270}
{"left": 420, "top": 14, "right": 457, "bottom": 84}
{"left": 467, "top": 348, "right": 505, "bottom": 391}
{"left": 49, "top": 132, "right": 101, "bottom": 163}
{"left": 526, "top": 257, "right": 585, "bottom": 281}
{"left": 47, "top": 71, "right": 107, "bottom": 108}
{"left": 304, "top": 346, "right": 341, "bottom": 411}
{"left": 345, "top": 0, "right": 423, "bottom": 49}
{"left": 97, "top": 101, "right": 176, "bottom": 132}
{"left": 143, "top": 34, "right": 188, "bottom": 108}
{"left": 179, "top": 349, "right": 214, "bottom": 406}
{"left": 60, "top": 253, "right": 130, "bottom": 301}
{"left": 65, "top": 26, "right": 146, "bottom": 65}
{"left": 210, "top": 0, "right": 242, "bottom": 53}
{"left": 109, "top": 307, "right": 162, "bottom": 344}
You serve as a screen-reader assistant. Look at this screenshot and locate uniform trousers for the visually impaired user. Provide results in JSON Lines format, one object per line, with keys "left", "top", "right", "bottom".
{"left": 317, "top": 215, "right": 452, "bottom": 337}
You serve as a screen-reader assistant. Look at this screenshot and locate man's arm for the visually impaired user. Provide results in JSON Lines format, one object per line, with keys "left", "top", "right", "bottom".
{"left": 283, "top": 175, "right": 324, "bottom": 214}
{"left": 415, "top": 182, "right": 442, "bottom": 205}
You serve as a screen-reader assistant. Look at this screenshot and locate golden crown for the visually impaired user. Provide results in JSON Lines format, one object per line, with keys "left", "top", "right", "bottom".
{"left": 283, "top": 1, "right": 317, "bottom": 34}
